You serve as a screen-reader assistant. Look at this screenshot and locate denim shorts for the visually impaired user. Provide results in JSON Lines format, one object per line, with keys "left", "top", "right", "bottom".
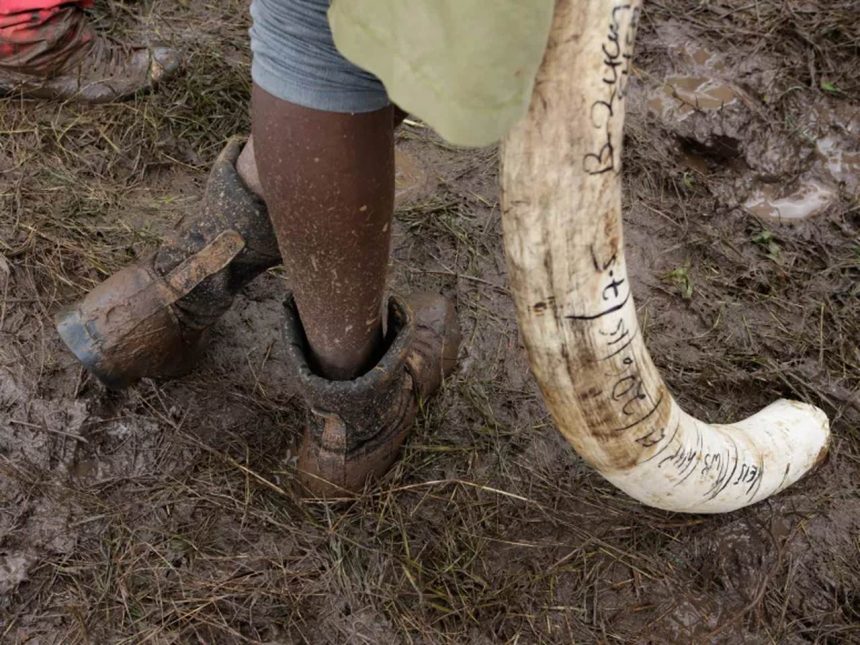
{"left": 250, "top": 0, "right": 390, "bottom": 113}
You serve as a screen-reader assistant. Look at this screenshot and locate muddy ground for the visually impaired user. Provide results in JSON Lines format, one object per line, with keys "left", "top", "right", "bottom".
{"left": 1, "top": 1, "right": 858, "bottom": 643}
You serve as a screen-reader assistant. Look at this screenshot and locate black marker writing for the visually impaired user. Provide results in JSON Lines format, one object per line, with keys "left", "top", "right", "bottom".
{"left": 584, "top": 4, "right": 640, "bottom": 176}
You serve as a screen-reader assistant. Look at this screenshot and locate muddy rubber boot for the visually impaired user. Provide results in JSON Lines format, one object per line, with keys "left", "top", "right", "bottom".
{"left": 285, "top": 293, "right": 460, "bottom": 497}
{"left": 0, "top": 8, "right": 179, "bottom": 103}
{"left": 55, "top": 138, "right": 280, "bottom": 388}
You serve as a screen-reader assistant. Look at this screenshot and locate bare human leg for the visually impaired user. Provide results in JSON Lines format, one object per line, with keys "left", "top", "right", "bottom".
{"left": 251, "top": 84, "right": 394, "bottom": 380}
{"left": 236, "top": 104, "right": 407, "bottom": 201}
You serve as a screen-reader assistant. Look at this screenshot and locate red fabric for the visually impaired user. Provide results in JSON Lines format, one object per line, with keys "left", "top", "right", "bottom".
{"left": 0, "top": 1, "right": 91, "bottom": 15}
{"left": 0, "top": 1, "right": 93, "bottom": 73}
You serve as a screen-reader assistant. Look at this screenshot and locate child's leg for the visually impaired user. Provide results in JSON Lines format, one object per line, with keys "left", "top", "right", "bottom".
{"left": 251, "top": 86, "right": 393, "bottom": 379}
{"left": 248, "top": 0, "right": 397, "bottom": 379}
{"left": 248, "top": 0, "right": 459, "bottom": 493}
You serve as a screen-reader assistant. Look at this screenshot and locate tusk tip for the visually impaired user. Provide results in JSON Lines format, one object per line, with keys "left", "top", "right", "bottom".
{"left": 770, "top": 398, "right": 831, "bottom": 474}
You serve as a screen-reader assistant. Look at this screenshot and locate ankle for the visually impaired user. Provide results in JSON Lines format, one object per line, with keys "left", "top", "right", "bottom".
{"left": 309, "top": 329, "right": 384, "bottom": 381}
{"left": 236, "top": 138, "right": 265, "bottom": 199}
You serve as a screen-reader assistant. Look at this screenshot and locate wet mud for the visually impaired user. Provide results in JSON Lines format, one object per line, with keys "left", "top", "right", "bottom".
{"left": 631, "top": 26, "right": 859, "bottom": 222}
{"left": 1, "top": 1, "right": 858, "bottom": 642}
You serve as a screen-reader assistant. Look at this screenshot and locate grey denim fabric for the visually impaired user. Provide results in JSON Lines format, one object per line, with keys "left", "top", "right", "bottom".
{"left": 250, "top": 0, "right": 390, "bottom": 113}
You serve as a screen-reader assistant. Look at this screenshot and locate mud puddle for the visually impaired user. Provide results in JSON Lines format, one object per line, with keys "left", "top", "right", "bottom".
{"left": 744, "top": 179, "right": 836, "bottom": 220}
{"left": 648, "top": 76, "right": 741, "bottom": 122}
{"left": 634, "top": 30, "right": 859, "bottom": 221}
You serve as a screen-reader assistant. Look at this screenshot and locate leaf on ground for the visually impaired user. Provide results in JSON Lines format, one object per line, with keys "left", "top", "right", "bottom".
{"left": 663, "top": 266, "right": 694, "bottom": 300}
{"left": 752, "top": 230, "right": 782, "bottom": 261}
{"left": 820, "top": 80, "right": 844, "bottom": 94}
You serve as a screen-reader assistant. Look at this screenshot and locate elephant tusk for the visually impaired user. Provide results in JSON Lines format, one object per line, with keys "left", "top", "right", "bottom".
{"left": 500, "top": 0, "right": 830, "bottom": 513}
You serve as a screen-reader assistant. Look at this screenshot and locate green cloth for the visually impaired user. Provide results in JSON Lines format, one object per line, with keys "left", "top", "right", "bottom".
{"left": 328, "top": 0, "right": 554, "bottom": 148}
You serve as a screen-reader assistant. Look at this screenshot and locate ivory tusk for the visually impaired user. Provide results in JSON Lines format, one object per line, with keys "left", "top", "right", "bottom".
{"left": 500, "top": 0, "right": 830, "bottom": 513}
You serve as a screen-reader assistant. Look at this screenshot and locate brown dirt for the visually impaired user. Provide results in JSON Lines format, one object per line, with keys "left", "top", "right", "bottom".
{"left": 1, "top": 0, "right": 858, "bottom": 643}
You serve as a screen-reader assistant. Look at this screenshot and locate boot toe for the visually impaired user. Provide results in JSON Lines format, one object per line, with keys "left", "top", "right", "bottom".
{"left": 54, "top": 263, "right": 200, "bottom": 389}
{"left": 55, "top": 306, "right": 120, "bottom": 388}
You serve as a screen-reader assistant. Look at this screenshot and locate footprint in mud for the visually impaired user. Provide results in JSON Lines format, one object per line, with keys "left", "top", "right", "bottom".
{"left": 631, "top": 28, "right": 858, "bottom": 221}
